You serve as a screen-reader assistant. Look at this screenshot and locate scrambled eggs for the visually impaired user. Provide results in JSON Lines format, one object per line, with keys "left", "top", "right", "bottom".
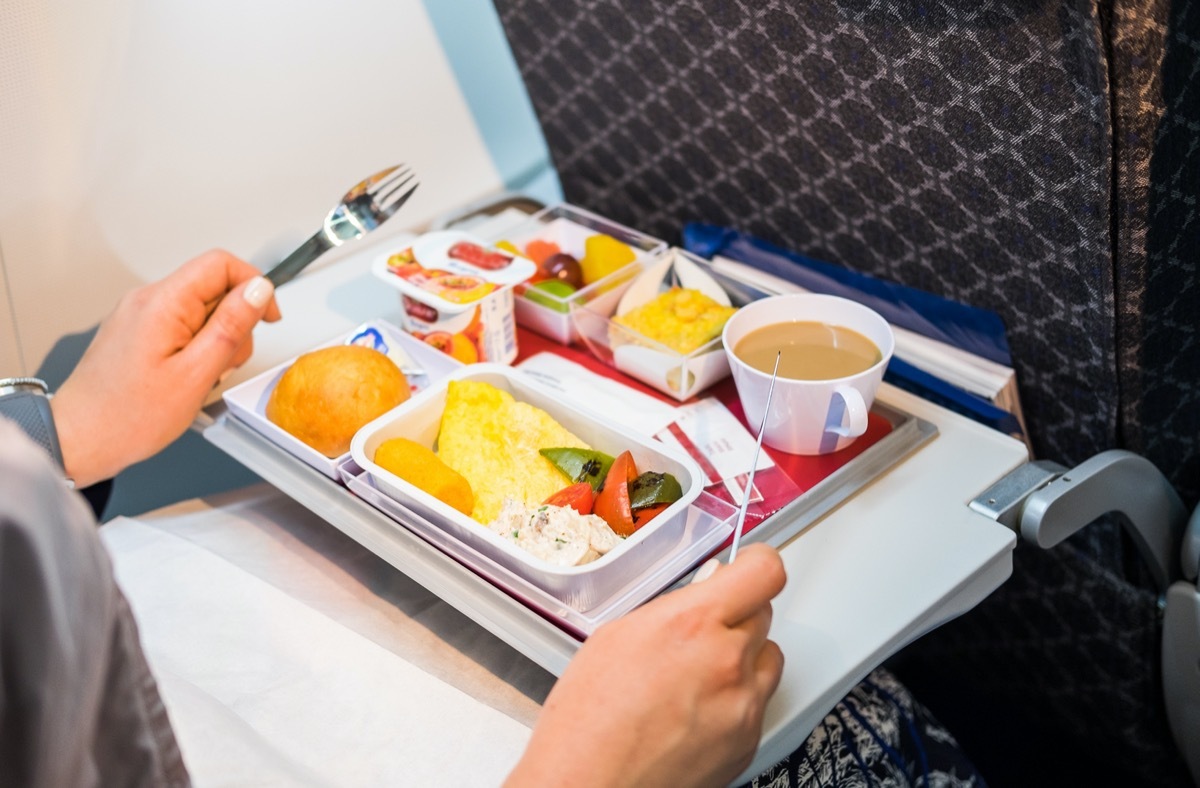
{"left": 437, "top": 380, "right": 590, "bottom": 524}
{"left": 611, "top": 288, "right": 737, "bottom": 355}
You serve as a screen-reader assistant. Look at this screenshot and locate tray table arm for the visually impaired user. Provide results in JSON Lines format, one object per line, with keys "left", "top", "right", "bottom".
{"left": 969, "top": 448, "right": 1198, "bottom": 784}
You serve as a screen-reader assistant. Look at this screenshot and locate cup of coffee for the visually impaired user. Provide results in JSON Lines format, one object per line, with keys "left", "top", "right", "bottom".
{"left": 722, "top": 293, "right": 894, "bottom": 455}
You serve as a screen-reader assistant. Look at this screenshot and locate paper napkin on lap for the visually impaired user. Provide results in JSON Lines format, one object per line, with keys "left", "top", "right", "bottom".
{"left": 102, "top": 518, "right": 531, "bottom": 787}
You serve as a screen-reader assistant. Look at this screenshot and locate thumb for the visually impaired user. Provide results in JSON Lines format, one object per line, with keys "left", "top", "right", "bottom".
{"left": 184, "top": 276, "right": 275, "bottom": 383}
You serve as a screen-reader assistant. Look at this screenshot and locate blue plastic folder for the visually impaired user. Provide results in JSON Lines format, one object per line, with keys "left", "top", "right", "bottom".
{"left": 682, "top": 223, "right": 1024, "bottom": 437}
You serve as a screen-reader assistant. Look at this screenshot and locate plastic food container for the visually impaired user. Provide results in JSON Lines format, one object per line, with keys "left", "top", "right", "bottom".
{"left": 339, "top": 457, "right": 735, "bottom": 637}
{"left": 485, "top": 204, "right": 667, "bottom": 345}
{"left": 221, "top": 320, "right": 463, "bottom": 479}
{"left": 573, "top": 248, "right": 769, "bottom": 401}
{"left": 349, "top": 364, "right": 706, "bottom": 611}
{"left": 371, "top": 230, "right": 537, "bottom": 365}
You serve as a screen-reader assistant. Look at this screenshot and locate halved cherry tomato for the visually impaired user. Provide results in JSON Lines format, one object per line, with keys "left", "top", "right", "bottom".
{"left": 632, "top": 502, "right": 670, "bottom": 529}
{"left": 543, "top": 482, "right": 595, "bottom": 516}
{"left": 593, "top": 450, "right": 638, "bottom": 536}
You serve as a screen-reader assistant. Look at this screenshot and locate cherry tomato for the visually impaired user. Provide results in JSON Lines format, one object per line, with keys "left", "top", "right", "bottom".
{"left": 543, "top": 482, "right": 595, "bottom": 516}
{"left": 593, "top": 450, "right": 638, "bottom": 536}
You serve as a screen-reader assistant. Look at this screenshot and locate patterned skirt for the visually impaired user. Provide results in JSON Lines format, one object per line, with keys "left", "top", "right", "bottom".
{"left": 743, "top": 668, "right": 984, "bottom": 788}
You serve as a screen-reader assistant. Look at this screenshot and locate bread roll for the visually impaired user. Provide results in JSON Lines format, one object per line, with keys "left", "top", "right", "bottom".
{"left": 266, "top": 345, "right": 409, "bottom": 457}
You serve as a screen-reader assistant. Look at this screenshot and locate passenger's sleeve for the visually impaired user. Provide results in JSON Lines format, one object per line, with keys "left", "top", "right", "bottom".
{"left": 0, "top": 419, "right": 189, "bottom": 787}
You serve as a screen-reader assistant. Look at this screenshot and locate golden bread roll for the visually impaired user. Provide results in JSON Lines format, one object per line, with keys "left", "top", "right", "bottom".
{"left": 266, "top": 345, "right": 409, "bottom": 457}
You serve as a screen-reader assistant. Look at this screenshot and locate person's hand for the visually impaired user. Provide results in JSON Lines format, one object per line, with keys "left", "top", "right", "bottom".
{"left": 506, "top": 543, "right": 786, "bottom": 788}
{"left": 51, "top": 249, "right": 280, "bottom": 487}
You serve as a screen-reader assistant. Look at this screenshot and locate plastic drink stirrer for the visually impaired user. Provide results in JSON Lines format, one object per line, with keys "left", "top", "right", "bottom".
{"left": 728, "top": 352, "right": 781, "bottom": 563}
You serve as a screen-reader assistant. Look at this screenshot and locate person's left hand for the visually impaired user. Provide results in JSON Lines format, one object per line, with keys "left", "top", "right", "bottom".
{"left": 506, "top": 543, "right": 787, "bottom": 788}
{"left": 51, "top": 249, "right": 281, "bottom": 487}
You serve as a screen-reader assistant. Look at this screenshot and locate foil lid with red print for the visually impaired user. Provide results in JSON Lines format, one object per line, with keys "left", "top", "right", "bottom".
{"left": 374, "top": 230, "right": 536, "bottom": 312}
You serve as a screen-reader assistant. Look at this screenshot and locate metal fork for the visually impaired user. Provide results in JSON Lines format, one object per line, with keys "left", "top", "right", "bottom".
{"left": 265, "top": 164, "right": 419, "bottom": 287}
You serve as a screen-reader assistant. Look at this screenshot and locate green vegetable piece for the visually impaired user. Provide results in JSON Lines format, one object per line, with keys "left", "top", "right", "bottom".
{"left": 629, "top": 471, "right": 684, "bottom": 510}
{"left": 539, "top": 447, "right": 615, "bottom": 491}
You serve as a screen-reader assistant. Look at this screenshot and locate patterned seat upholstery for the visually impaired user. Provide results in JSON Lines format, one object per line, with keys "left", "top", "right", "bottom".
{"left": 493, "top": 0, "right": 1199, "bottom": 784}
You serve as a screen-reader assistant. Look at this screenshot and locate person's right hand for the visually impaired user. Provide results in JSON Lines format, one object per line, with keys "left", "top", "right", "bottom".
{"left": 506, "top": 543, "right": 786, "bottom": 788}
{"left": 51, "top": 249, "right": 279, "bottom": 487}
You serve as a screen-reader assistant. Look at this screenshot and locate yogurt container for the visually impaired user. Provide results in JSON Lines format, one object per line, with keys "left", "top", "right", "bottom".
{"left": 371, "top": 230, "right": 536, "bottom": 365}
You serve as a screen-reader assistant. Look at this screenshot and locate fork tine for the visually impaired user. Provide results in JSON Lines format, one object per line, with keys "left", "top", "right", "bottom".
{"left": 371, "top": 167, "right": 415, "bottom": 199}
{"left": 376, "top": 181, "right": 419, "bottom": 219}
{"left": 344, "top": 164, "right": 405, "bottom": 200}
{"left": 366, "top": 165, "right": 410, "bottom": 192}
{"left": 373, "top": 174, "right": 418, "bottom": 211}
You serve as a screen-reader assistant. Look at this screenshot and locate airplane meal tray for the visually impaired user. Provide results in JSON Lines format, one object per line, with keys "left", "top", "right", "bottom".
{"left": 202, "top": 396, "right": 936, "bottom": 676}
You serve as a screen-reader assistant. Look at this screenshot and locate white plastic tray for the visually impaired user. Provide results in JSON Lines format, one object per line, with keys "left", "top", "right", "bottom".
{"left": 340, "top": 458, "right": 735, "bottom": 636}
{"left": 201, "top": 240, "right": 941, "bottom": 673}
{"left": 349, "top": 363, "right": 711, "bottom": 611}
{"left": 221, "top": 320, "right": 462, "bottom": 479}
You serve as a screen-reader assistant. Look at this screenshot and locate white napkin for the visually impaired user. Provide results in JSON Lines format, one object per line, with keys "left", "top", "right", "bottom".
{"left": 102, "top": 518, "right": 532, "bottom": 787}
{"left": 517, "top": 351, "right": 679, "bottom": 436}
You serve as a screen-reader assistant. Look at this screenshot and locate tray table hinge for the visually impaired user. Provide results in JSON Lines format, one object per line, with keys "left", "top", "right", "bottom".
{"left": 968, "top": 460, "right": 1064, "bottom": 531}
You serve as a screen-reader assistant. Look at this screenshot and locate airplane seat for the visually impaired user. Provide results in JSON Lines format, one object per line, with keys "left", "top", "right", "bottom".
{"left": 491, "top": 0, "right": 1199, "bottom": 784}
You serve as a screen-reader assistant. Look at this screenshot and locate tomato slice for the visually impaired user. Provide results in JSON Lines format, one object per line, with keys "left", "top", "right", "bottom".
{"left": 632, "top": 502, "right": 670, "bottom": 529}
{"left": 593, "top": 450, "right": 638, "bottom": 536}
{"left": 543, "top": 482, "right": 595, "bottom": 516}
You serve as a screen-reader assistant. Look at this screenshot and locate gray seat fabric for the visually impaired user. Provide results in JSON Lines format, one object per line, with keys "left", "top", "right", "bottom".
{"left": 493, "top": 0, "right": 1199, "bottom": 784}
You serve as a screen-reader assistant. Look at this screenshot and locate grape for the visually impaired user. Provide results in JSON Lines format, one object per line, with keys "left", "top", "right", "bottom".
{"left": 541, "top": 253, "right": 584, "bottom": 288}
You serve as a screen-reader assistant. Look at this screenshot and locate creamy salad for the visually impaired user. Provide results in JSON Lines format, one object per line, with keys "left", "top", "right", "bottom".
{"left": 487, "top": 497, "right": 622, "bottom": 566}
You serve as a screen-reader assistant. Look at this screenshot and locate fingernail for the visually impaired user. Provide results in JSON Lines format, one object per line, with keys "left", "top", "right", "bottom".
{"left": 690, "top": 558, "right": 720, "bottom": 584}
{"left": 243, "top": 276, "right": 274, "bottom": 309}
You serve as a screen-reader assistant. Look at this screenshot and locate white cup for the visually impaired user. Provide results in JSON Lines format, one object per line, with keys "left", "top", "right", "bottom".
{"left": 722, "top": 294, "right": 895, "bottom": 455}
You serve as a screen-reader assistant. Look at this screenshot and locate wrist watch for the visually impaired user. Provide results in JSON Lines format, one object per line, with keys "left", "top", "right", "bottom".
{"left": 0, "top": 377, "right": 67, "bottom": 473}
